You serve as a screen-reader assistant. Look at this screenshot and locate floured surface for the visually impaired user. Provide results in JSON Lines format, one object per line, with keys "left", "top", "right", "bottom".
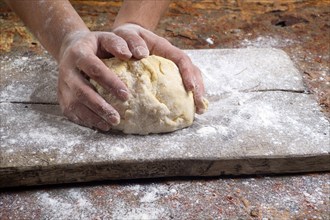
{"left": 186, "top": 49, "right": 305, "bottom": 95}
{"left": 0, "top": 49, "right": 304, "bottom": 103}
{"left": 1, "top": 174, "right": 329, "bottom": 219}
{"left": 0, "top": 49, "right": 329, "bottom": 186}
{"left": 0, "top": 91, "right": 329, "bottom": 167}
{"left": 0, "top": 53, "right": 58, "bottom": 103}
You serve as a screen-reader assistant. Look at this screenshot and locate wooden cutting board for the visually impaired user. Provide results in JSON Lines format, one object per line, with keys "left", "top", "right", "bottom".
{"left": 0, "top": 49, "right": 329, "bottom": 187}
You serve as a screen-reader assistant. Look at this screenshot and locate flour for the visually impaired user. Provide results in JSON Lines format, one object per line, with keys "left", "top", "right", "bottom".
{"left": 186, "top": 48, "right": 304, "bottom": 96}
{"left": 0, "top": 54, "right": 58, "bottom": 103}
{"left": 240, "top": 36, "right": 295, "bottom": 48}
{"left": 111, "top": 184, "right": 172, "bottom": 219}
{"left": 205, "top": 37, "right": 214, "bottom": 45}
{"left": 115, "top": 206, "right": 165, "bottom": 220}
{"left": 36, "top": 190, "right": 100, "bottom": 220}
{"left": 2, "top": 174, "right": 329, "bottom": 219}
{"left": 139, "top": 185, "right": 165, "bottom": 203}
{"left": 196, "top": 126, "right": 217, "bottom": 136}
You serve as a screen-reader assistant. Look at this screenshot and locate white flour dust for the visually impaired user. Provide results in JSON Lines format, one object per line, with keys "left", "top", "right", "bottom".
{"left": 240, "top": 36, "right": 295, "bottom": 48}
{"left": 196, "top": 126, "right": 217, "bottom": 136}
{"left": 36, "top": 190, "right": 100, "bottom": 220}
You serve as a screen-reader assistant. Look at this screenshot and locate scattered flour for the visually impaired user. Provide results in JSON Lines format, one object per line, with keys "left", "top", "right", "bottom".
{"left": 0, "top": 54, "right": 57, "bottom": 102}
{"left": 240, "top": 36, "right": 295, "bottom": 48}
{"left": 6, "top": 174, "right": 326, "bottom": 219}
{"left": 36, "top": 190, "right": 99, "bottom": 220}
{"left": 115, "top": 206, "right": 165, "bottom": 220}
{"left": 205, "top": 37, "right": 214, "bottom": 45}
{"left": 111, "top": 184, "right": 171, "bottom": 219}
{"left": 139, "top": 185, "right": 166, "bottom": 203}
{"left": 196, "top": 126, "right": 218, "bottom": 136}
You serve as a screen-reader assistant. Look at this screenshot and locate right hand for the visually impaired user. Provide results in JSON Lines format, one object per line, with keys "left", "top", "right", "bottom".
{"left": 57, "top": 31, "right": 132, "bottom": 131}
{"left": 112, "top": 24, "right": 207, "bottom": 114}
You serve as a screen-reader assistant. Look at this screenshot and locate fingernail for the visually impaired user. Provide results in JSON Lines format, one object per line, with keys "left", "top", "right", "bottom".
{"left": 97, "top": 121, "right": 111, "bottom": 131}
{"left": 119, "top": 46, "right": 132, "bottom": 58}
{"left": 105, "top": 111, "right": 120, "bottom": 126}
{"left": 196, "top": 107, "right": 206, "bottom": 115}
{"left": 134, "top": 46, "right": 149, "bottom": 58}
{"left": 109, "top": 116, "right": 120, "bottom": 126}
{"left": 118, "top": 89, "right": 129, "bottom": 100}
{"left": 188, "top": 83, "right": 195, "bottom": 91}
{"left": 196, "top": 97, "right": 209, "bottom": 114}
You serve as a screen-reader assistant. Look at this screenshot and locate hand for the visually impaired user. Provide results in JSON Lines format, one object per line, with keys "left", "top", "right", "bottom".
{"left": 58, "top": 31, "right": 133, "bottom": 131}
{"left": 112, "top": 23, "right": 207, "bottom": 114}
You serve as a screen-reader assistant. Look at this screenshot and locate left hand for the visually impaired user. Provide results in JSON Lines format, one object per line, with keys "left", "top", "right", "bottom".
{"left": 112, "top": 23, "right": 207, "bottom": 114}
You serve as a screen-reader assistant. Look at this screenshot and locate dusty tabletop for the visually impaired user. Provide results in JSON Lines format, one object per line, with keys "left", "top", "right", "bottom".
{"left": 0, "top": 0, "right": 329, "bottom": 219}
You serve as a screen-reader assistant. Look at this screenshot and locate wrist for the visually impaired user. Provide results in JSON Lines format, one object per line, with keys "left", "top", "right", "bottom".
{"left": 113, "top": 0, "right": 169, "bottom": 31}
{"left": 112, "top": 22, "right": 143, "bottom": 32}
{"left": 58, "top": 30, "right": 90, "bottom": 62}
{"left": 112, "top": 21, "right": 145, "bottom": 31}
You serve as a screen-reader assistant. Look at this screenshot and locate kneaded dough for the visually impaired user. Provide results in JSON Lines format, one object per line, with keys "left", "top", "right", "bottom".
{"left": 91, "top": 55, "right": 195, "bottom": 135}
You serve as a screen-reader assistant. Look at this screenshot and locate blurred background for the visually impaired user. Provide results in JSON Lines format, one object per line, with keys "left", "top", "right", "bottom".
{"left": 0, "top": 0, "right": 329, "bottom": 116}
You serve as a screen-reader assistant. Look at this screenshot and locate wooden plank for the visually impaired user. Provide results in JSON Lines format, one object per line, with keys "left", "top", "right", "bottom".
{"left": 0, "top": 49, "right": 329, "bottom": 187}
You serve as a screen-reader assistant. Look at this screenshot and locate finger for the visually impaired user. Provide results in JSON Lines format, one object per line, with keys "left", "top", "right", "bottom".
{"left": 64, "top": 68, "right": 121, "bottom": 126}
{"left": 98, "top": 32, "right": 132, "bottom": 60}
{"left": 173, "top": 53, "right": 197, "bottom": 92}
{"left": 75, "top": 53, "right": 129, "bottom": 101}
{"left": 140, "top": 31, "right": 207, "bottom": 113}
{"left": 192, "top": 64, "right": 205, "bottom": 97}
{"left": 192, "top": 65, "right": 207, "bottom": 114}
{"left": 141, "top": 32, "right": 196, "bottom": 90}
{"left": 72, "top": 102, "right": 111, "bottom": 131}
{"left": 58, "top": 79, "right": 91, "bottom": 127}
{"left": 60, "top": 95, "right": 112, "bottom": 131}
{"left": 158, "top": 46, "right": 206, "bottom": 113}
{"left": 115, "top": 30, "right": 149, "bottom": 59}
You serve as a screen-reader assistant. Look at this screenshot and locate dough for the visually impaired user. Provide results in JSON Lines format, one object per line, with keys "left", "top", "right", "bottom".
{"left": 91, "top": 55, "right": 195, "bottom": 135}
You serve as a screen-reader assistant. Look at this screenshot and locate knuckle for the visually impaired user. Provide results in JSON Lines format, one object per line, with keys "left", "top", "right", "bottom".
{"left": 71, "top": 46, "right": 84, "bottom": 58}
{"left": 94, "top": 102, "right": 108, "bottom": 115}
{"left": 110, "top": 37, "right": 124, "bottom": 46}
{"left": 87, "top": 63, "right": 102, "bottom": 78}
{"left": 67, "top": 102, "right": 77, "bottom": 113}
{"left": 66, "top": 102, "right": 77, "bottom": 112}
{"left": 58, "top": 64, "right": 68, "bottom": 77}
{"left": 102, "top": 34, "right": 119, "bottom": 45}
{"left": 96, "top": 103, "right": 117, "bottom": 118}
{"left": 113, "top": 28, "right": 130, "bottom": 36}
{"left": 179, "top": 61, "right": 190, "bottom": 74}
{"left": 178, "top": 56, "right": 192, "bottom": 70}
{"left": 75, "top": 87, "right": 88, "bottom": 100}
{"left": 157, "top": 37, "right": 170, "bottom": 46}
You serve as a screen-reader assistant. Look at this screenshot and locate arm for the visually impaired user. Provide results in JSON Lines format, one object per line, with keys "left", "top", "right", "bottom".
{"left": 6, "top": 0, "right": 133, "bottom": 131}
{"left": 5, "top": 0, "right": 88, "bottom": 61}
{"left": 113, "top": 0, "right": 170, "bottom": 31}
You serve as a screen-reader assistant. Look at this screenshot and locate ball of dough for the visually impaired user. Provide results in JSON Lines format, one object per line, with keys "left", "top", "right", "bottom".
{"left": 91, "top": 55, "right": 195, "bottom": 135}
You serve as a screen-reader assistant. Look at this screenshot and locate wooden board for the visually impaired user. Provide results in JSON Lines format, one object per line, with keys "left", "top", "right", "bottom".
{"left": 0, "top": 49, "right": 329, "bottom": 187}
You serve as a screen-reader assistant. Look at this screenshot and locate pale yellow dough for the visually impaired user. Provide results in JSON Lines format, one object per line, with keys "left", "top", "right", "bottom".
{"left": 91, "top": 55, "right": 195, "bottom": 135}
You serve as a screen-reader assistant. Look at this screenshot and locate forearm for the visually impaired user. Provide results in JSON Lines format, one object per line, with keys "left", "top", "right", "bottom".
{"left": 113, "top": 0, "right": 170, "bottom": 31}
{"left": 5, "top": 0, "right": 89, "bottom": 61}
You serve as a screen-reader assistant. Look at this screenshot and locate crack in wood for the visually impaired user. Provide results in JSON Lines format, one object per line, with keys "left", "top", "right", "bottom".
{"left": 0, "top": 101, "right": 59, "bottom": 105}
{"left": 240, "top": 89, "right": 308, "bottom": 94}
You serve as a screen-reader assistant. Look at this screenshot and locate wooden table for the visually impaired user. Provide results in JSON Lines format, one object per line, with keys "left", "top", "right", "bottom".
{"left": 1, "top": 49, "right": 329, "bottom": 187}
